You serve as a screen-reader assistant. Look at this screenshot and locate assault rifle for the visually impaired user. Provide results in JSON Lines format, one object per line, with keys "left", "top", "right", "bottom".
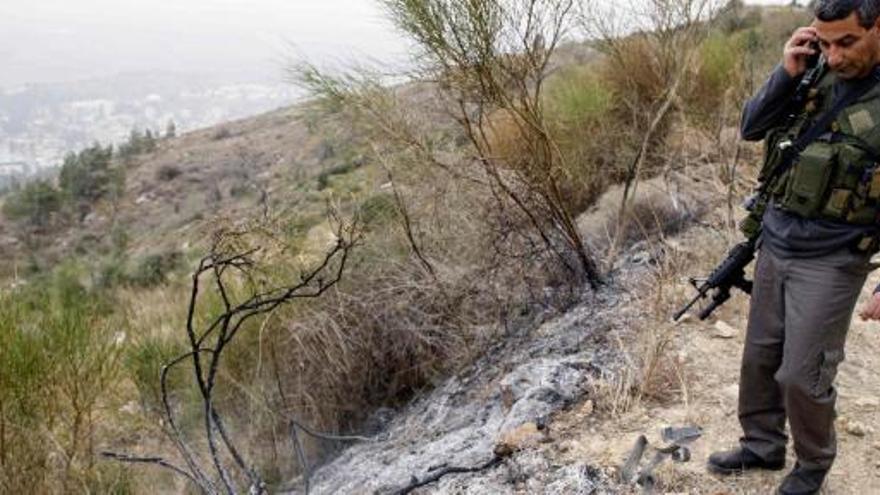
{"left": 673, "top": 238, "right": 755, "bottom": 321}
{"left": 673, "top": 54, "right": 825, "bottom": 322}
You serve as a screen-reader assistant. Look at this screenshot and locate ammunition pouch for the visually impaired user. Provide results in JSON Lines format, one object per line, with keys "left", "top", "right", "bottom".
{"left": 771, "top": 139, "right": 880, "bottom": 224}
{"left": 779, "top": 141, "right": 836, "bottom": 218}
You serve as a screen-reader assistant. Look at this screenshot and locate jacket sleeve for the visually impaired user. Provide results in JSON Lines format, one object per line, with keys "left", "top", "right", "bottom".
{"left": 741, "top": 64, "right": 802, "bottom": 142}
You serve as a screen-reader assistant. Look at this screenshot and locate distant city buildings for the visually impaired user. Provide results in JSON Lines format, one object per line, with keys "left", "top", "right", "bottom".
{"left": 0, "top": 161, "right": 29, "bottom": 176}
{"left": 0, "top": 160, "right": 31, "bottom": 190}
{"left": 0, "top": 78, "right": 301, "bottom": 181}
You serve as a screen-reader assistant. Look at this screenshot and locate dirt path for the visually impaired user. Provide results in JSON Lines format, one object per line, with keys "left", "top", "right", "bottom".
{"left": 547, "top": 248, "right": 880, "bottom": 494}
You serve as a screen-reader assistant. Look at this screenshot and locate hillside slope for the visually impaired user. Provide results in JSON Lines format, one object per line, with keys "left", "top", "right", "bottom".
{"left": 0, "top": 101, "right": 381, "bottom": 274}
{"left": 286, "top": 175, "right": 880, "bottom": 494}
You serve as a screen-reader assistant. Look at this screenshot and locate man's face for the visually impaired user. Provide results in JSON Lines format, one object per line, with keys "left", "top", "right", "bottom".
{"left": 813, "top": 12, "right": 880, "bottom": 79}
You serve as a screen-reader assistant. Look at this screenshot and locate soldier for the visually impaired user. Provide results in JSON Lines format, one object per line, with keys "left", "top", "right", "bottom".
{"left": 708, "top": 1, "right": 880, "bottom": 494}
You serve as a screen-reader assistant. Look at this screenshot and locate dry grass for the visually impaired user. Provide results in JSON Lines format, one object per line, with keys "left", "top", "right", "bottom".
{"left": 581, "top": 151, "right": 753, "bottom": 417}
{"left": 107, "top": 164, "right": 573, "bottom": 490}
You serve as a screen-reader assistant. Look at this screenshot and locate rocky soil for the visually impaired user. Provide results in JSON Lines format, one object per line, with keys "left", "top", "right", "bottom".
{"left": 516, "top": 231, "right": 880, "bottom": 495}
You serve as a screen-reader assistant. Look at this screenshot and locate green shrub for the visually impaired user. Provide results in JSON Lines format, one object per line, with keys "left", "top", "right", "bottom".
{"left": 540, "top": 64, "right": 620, "bottom": 213}
{"left": 700, "top": 34, "right": 741, "bottom": 92}
{"left": 544, "top": 66, "right": 614, "bottom": 125}
{"left": 212, "top": 128, "right": 233, "bottom": 141}
{"left": 715, "top": 1, "right": 762, "bottom": 34}
{"left": 1, "top": 179, "right": 62, "bottom": 227}
{"left": 358, "top": 192, "right": 399, "bottom": 227}
{"left": 229, "top": 182, "right": 253, "bottom": 198}
{"left": 118, "top": 128, "right": 157, "bottom": 158}
{"left": 95, "top": 255, "right": 128, "bottom": 289}
{"left": 156, "top": 164, "right": 182, "bottom": 181}
{"left": 0, "top": 267, "right": 127, "bottom": 492}
{"left": 125, "top": 335, "right": 186, "bottom": 414}
{"left": 679, "top": 31, "right": 749, "bottom": 127}
{"left": 59, "top": 143, "right": 114, "bottom": 205}
{"left": 316, "top": 160, "right": 364, "bottom": 191}
{"left": 129, "top": 250, "right": 183, "bottom": 287}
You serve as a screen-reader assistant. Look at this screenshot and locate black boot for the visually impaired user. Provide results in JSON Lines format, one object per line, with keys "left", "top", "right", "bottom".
{"left": 777, "top": 463, "right": 827, "bottom": 495}
{"left": 707, "top": 447, "right": 785, "bottom": 475}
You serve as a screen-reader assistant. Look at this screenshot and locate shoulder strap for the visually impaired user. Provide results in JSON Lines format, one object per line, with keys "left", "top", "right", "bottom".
{"left": 793, "top": 68, "right": 880, "bottom": 152}
{"left": 762, "top": 66, "right": 880, "bottom": 190}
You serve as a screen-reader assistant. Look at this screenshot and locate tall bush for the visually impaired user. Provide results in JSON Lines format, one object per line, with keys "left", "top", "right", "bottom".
{"left": 0, "top": 267, "right": 127, "bottom": 493}
{"left": 1, "top": 179, "right": 62, "bottom": 228}
{"left": 298, "top": 0, "right": 603, "bottom": 287}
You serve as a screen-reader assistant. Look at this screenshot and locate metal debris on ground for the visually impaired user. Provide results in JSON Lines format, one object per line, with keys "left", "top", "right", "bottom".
{"left": 619, "top": 425, "right": 703, "bottom": 494}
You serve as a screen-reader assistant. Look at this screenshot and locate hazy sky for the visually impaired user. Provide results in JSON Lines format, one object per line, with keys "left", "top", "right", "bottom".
{"left": 1, "top": 0, "right": 794, "bottom": 89}
{"left": 0, "top": 0, "right": 409, "bottom": 88}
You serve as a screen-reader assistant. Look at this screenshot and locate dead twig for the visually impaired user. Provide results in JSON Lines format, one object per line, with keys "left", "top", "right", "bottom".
{"left": 104, "top": 215, "right": 362, "bottom": 494}
{"left": 393, "top": 455, "right": 503, "bottom": 495}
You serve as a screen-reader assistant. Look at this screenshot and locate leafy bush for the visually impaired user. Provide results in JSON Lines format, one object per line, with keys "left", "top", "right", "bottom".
{"left": 700, "top": 34, "right": 741, "bottom": 95}
{"left": 212, "top": 128, "right": 233, "bottom": 141}
{"left": 358, "top": 192, "right": 399, "bottom": 227}
{"left": 544, "top": 66, "right": 614, "bottom": 125}
{"left": 685, "top": 32, "right": 745, "bottom": 123}
{"left": 599, "top": 36, "right": 669, "bottom": 110}
{"left": 0, "top": 267, "right": 127, "bottom": 492}
{"left": 317, "top": 160, "right": 363, "bottom": 191}
{"left": 118, "top": 128, "right": 157, "bottom": 158}
{"left": 1, "top": 179, "right": 62, "bottom": 228}
{"left": 715, "top": 1, "right": 762, "bottom": 34}
{"left": 165, "top": 120, "right": 177, "bottom": 138}
{"left": 537, "top": 65, "right": 620, "bottom": 212}
{"left": 95, "top": 255, "right": 128, "bottom": 289}
{"left": 156, "top": 164, "right": 182, "bottom": 181}
{"left": 128, "top": 250, "right": 183, "bottom": 287}
{"left": 125, "top": 334, "right": 186, "bottom": 414}
{"left": 59, "top": 143, "right": 114, "bottom": 204}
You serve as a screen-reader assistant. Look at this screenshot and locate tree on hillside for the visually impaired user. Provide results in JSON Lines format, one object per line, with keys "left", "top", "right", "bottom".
{"left": 1, "top": 179, "right": 62, "bottom": 229}
{"left": 144, "top": 129, "right": 157, "bottom": 151}
{"left": 166, "top": 119, "right": 177, "bottom": 138}
{"left": 59, "top": 143, "right": 114, "bottom": 220}
{"left": 119, "top": 128, "right": 158, "bottom": 159}
{"left": 125, "top": 129, "right": 144, "bottom": 154}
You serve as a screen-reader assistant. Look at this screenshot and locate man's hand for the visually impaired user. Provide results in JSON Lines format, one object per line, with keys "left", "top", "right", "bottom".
{"left": 783, "top": 27, "right": 819, "bottom": 78}
{"left": 858, "top": 292, "right": 880, "bottom": 321}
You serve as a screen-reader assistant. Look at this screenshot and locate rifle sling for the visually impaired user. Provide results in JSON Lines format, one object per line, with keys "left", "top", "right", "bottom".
{"left": 766, "top": 67, "right": 880, "bottom": 187}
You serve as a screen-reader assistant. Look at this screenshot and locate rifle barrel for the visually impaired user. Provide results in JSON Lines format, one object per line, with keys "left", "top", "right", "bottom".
{"left": 673, "top": 290, "right": 706, "bottom": 322}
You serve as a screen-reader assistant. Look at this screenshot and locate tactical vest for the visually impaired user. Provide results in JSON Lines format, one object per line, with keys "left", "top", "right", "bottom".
{"left": 761, "top": 68, "right": 880, "bottom": 225}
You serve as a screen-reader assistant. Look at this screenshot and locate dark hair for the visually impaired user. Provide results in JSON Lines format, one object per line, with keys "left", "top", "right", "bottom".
{"left": 814, "top": 0, "right": 880, "bottom": 28}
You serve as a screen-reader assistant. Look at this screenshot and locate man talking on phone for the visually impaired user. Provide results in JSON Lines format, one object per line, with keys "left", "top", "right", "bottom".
{"left": 707, "top": 1, "right": 880, "bottom": 494}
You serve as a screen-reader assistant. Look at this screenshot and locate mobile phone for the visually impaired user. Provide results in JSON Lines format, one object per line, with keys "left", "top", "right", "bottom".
{"left": 806, "top": 41, "right": 821, "bottom": 69}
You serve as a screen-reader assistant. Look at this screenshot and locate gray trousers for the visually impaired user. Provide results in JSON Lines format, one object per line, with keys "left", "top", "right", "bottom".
{"left": 738, "top": 246, "right": 874, "bottom": 471}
